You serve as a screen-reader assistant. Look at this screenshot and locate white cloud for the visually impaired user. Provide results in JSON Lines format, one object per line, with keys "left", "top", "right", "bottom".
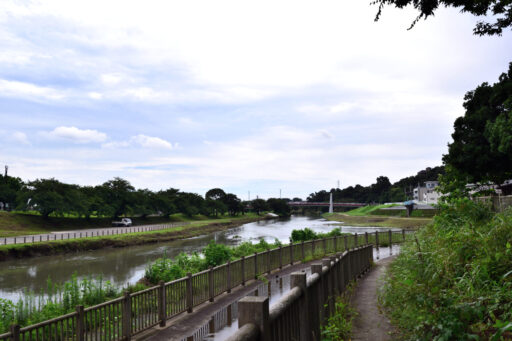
{"left": 88, "top": 92, "right": 103, "bottom": 99}
{"left": 131, "top": 135, "right": 173, "bottom": 149}
{"left": 47, "top": 126, "right": 107, "bottom": 143}
{"left": 11, "top": 131, "right": 30, "bottom": 145}
{"left": 102, "top": 135, "right": 173, "bottom": 150}
{"left": 0, "top": 79, "right": 65, "bottom": 100}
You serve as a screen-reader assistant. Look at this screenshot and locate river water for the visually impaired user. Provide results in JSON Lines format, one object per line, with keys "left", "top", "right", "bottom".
{"left": 0, "top": 215, "right": 399, "bottom": 303}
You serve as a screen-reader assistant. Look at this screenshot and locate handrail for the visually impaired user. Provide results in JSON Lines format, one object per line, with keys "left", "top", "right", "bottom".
{"left": 1, "top": 231, "right": 406, "bottom": 341}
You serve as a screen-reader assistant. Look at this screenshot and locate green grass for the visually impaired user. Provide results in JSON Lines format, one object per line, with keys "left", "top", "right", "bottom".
{"left": 343, "top": 204, "right": 398, "bottom": 216}
{"left": 324, "top": 212, "right": 431, "bottom": 229}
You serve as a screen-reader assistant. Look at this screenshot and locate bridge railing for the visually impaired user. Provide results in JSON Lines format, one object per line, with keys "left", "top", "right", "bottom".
{"left": 0, "top": 232, "right": 405, "bottom": 341}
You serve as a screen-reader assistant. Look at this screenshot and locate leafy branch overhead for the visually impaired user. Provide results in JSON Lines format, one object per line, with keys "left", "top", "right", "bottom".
{"left": 372, "top": 0, "right": 512, "bottom": 35}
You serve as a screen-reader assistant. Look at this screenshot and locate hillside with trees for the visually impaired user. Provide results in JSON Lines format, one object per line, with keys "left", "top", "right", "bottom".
{"left": 307, "top": 166, "right": 444, "bottom": 204}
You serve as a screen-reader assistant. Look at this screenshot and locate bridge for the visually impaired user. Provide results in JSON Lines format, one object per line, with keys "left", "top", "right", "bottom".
{"left": 288, "top": 201, "right": 366, "bottom": 208}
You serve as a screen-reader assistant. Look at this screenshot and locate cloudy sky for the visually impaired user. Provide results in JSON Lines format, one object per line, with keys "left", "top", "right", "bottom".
{"left": 0, "top": 0, "right": 511, "bottom": 200}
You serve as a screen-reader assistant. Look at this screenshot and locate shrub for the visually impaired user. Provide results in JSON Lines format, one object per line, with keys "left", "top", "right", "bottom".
{"left": 380, "top": 199, "right": 512, "bottom": 340}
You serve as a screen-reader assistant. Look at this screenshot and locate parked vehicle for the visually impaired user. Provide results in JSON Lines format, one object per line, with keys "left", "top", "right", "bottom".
{"left": 112, "top": 218, "right": 132, "bottom": 227}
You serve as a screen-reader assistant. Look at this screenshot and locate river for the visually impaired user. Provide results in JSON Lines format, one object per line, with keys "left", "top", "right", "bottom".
{"left": 0, "top": 215, "right": 399, "bottom": 303}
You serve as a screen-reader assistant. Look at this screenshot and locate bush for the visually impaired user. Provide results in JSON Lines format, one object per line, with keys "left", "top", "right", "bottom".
{"left": 291, "top": 228, "right": 318, "bottom": 242}
{"left": 204, "top": 241, "right": 232, "bottom": 267}
{"left": 380, "top": 199, "right": 512, "bottom": 340}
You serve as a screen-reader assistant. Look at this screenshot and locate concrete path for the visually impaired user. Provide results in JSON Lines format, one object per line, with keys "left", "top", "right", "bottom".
{"left": 351, "top": 256, "right": 397, "bottom": 341}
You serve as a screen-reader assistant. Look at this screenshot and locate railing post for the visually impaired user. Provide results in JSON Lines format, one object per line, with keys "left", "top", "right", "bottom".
{"left": 254, "top": 252, "right": 258, "bottom": 279}
{"left": 75, "top": 305, "right": 85, "bottom": 341}
{"left": 312, "top": 239, "right": 316, "bottom": 257}
{"left": 334, "top": 236, "right": 337, "bottom": 252}
{"left": 344, "top": 235, "right": 348, "bottom": 250}
{"left": 227, "top": 304, "right": 233, "bottom": 326}
{"left": 209, "top": 316, "right": 215, "bottom": 334}
{"left": 311, "top": 263, "right": 323, "bottom": 337}
{"left": 209, "top": 266, "right": 214, "bottom": 302}
{"left": 10, "top": 324, "right": 20, "bottom": 341}
{"left": 375, "top": 231, "right": 380, "bottom": 259}
{"left": 186, "top": 273, "right": 193, "bottom": 313}
{"left": 347, "top": 250, "right": 353, "bottom": 282}
{"left": 227, "top": 260, "right": 232, "bottom": 293}
{"left": 301, "top": 241, "right": 305, "bottom": 261}
{"left": 322, "top": 238, "right": 327, "bottom": 255}
{"left": 241, "top": 256, "right": 246, "bottom": 286}
{"left": 354, "top": 233, "right": 358, "bottom": 247}
{"left": 291, "top": 272, "right": 309, "bottom": 341}
{"left": 330, "top": 255, "right": 339, "bottom": 296}
{"left": 122, "top": 291, "right": 132, "bottom": 339}
{"left": 322, "top": 258, "right": 333, "bottom": 317}
{"left": 365, "top": 232, "right": 369, "bottom": 245}
{"left": 158, "top": 281, "right": 166, "bottom": 327}
{"left": 389, "top": 230, "right": 393, "bottom": 255}
{"left": 238, "top": 296, "right": 270, "bottom": 340}
{"left": 290, "top": 240, "right": 294, "bottom": 265}
{"left": 402, "top": 229, "right": 406, "bottom": 241}
{"left": 279, "top": 245, "right": 283, "bottom": 269}
{"left": 267, "top": 249, "right": 271, "bottom": 274}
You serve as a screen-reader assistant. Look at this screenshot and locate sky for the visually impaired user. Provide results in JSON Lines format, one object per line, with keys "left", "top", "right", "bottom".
{"left": 0, "top": 0, "right": 511, "bottom": 200}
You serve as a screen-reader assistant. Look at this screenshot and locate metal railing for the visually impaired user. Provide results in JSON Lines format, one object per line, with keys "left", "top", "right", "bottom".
{"left": 226, "top": 245, "right": 373, "bottom": 341}
{"left": 1, "top": 231, "right": 404, "bottom": 341}
{"left": 0, "top": 223, "right": 189, "bottom": 245}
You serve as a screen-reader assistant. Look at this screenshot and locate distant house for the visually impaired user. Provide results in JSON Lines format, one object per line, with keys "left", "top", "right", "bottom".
{"left": 413, "top": 181, "right": 441, "bottom": 204}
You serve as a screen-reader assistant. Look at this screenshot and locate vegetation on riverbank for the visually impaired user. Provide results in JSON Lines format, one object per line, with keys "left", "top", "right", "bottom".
{"left": 324, "top": 212, "right": 431, "bottom": 229}
{"left": 145, "top": 238, "right": 284, "bottom": 283}
{"left": 380, "top": 200, "right": 512, "bottom": 340}
{"left": 0, "top": 214, "right": 264, "bottom": 261}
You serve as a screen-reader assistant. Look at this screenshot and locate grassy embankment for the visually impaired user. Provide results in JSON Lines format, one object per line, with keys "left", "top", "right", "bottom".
{"left": 324, "top": 204, "right": 433, "bottom": 229}
{"left": 0, "top": 212, "right": 265, "bottom": 261}
{"left": 380, "top": 200, "right": 512, "bottom": 340}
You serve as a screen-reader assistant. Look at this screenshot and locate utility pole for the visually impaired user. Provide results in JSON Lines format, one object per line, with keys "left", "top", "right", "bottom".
{"left": 279, "top": 189, "right": 281, "bottom": 199}
{"left": 337, "top": 180, "right": 340, "bottom": 189}
{"left": 248, "top": 191, "right": 250, "bottom": 201}
{"left": 4, "top": 165, "right": 7, "bottom": 178}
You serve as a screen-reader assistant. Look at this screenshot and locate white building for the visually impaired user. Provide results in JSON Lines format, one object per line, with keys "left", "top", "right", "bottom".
{"left": 413, "top": 181, "right": 441, "bottom": 204}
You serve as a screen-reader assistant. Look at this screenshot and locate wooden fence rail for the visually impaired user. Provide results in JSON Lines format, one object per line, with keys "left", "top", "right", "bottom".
{"left": 1, "top": 231, "right": 404, "bottom": 341}
{"left": 226, "top": 245, "right": 374, "bottom": 341}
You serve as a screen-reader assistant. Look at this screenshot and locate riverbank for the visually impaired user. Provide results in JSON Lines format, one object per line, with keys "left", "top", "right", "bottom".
{"left": 324, "top": 212, "right": 431, "bottom": 229}
{"left": 0, "top": 214, "right": 266, "bottom": 262}
{"left": 0, "top": 211, "right": 225, "bottom": 237}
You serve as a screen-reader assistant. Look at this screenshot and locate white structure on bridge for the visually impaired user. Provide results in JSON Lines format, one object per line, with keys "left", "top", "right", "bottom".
{"left": 329, "top": 193, "right": 333, "bottom": 213}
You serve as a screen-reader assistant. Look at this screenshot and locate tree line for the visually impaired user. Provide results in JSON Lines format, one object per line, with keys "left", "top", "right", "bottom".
{"left": 307, "top": 166, "right": 445, "bottom": 204}
{"left": 0, "top": 176, "right": 290, "bottom": 218}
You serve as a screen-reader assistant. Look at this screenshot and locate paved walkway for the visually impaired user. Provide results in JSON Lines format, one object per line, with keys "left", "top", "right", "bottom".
{"left": 351, "top": 256, "right": 397, "bottom": 341}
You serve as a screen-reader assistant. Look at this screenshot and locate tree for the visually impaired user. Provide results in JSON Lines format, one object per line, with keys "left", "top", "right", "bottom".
{"left": 205, "top": 188, "right": 226, "bottom": 201}
{"left": 0, "top": 174, "right": 23, "bottom": 210}
{"left": 251, "top": 198, "right": 268, "bottom": 215}
{"left": 21, "top": 178, "right": 74, "bottom": 217}
{"left": 154, "top": 189, "right": 179, "bottom": 217}
{"left": 224, "top": 193, "right": 242, "bottom": 216}
{"left": 442, "top": 63, "right": 512, "bottom": 192}
{"left": 373, "top": 0, "right": 512, "bottom": 36}
{"left": 100, "top": 178, "right": 135, "bottom": 218}
{"left": 267, "top": 198, "right": 291, "bottom": 216}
